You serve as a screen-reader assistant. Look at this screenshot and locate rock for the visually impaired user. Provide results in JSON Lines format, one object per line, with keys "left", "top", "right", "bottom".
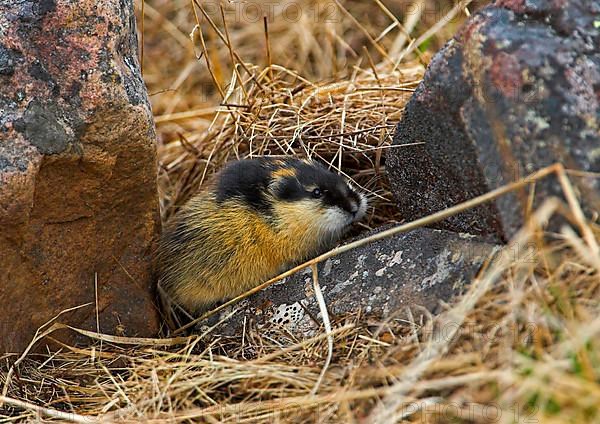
{"left": 209, "top": 228, "right": 499, "bottom": 337}
{"left": 0, "top": 1, "right": 160, "bottom": 353}
{"left": 386, "top": 0, "right": 600, "bottom": 242}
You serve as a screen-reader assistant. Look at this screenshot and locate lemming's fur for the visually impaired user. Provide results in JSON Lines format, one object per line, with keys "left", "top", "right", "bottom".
{"left": 154, "top": 157, "right": 367, "bottom": 315}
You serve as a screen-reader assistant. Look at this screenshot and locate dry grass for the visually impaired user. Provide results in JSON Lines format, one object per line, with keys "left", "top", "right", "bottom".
{"left": 2, "top": 0, "right": 599, "bottom": 423}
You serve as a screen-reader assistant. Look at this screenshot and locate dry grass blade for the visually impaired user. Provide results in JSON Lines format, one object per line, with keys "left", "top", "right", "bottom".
{"left": 0, "top": 396, "right": 97, "bottom": 424}
{"left": 310, "top": 263, "right": 333, "bottom": 395}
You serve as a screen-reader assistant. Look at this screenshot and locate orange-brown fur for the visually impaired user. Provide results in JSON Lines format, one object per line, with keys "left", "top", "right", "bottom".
{"left": 156, "top": 195, "right": 333, "bottom": 314}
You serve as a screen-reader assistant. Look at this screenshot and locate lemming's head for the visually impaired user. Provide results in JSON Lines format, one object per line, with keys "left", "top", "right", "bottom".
{"left": 215, "top": 157, "right": 367, "bottom": 239}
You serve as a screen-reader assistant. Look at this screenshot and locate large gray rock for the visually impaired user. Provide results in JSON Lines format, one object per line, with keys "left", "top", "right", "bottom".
{"left": 0, "top": 0, "right": 160, "bottom": 353}
{"left": 209, "top": 228, "right": 498, "bottom": 337}
{"left": 386, "top": 0, "right": 600, "bottom": 242}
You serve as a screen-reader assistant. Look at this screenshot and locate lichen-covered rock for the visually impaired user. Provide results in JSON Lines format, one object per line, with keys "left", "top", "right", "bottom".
{"left": 387, "top": 0, "right": 600, "bottom": 242}
{"left": 210, "top": 228, "right": 498, "bottom": 337}
{"left": 0, "top": 0, "right": 160, "bottom": 353}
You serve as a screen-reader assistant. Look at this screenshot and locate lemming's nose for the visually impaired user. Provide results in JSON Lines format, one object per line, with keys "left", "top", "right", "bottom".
{"left": 349, "top": 200, "right": 358, "bottom": 215}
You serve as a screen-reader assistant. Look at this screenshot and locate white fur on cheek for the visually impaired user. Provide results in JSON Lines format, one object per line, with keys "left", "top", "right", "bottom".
{"left": 353, "top": 192, "right": 367, "bottom": 222}
{"left": 320, "top": 207, "right": 351, "bottom": 238}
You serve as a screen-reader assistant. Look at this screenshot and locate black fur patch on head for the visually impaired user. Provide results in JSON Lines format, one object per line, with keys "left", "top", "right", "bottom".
{"left": 215, "top": 159, "right": 274, "bottom": 214}
{"left": 215, "top": 157, "right": 361, "bottom": 217}
{"left": 320, "top": 181, "right": 361, "bottom": 215}
{"left": 272, "top": 176, "right": 305, "bottom": 201}
{"left": 274, "top": 158, "right": 360, "bottom": 216}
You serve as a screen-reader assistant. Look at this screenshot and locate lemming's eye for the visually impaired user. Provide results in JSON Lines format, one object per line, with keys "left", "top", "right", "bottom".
{"left": 312, "top": 188, "right": 322, "bottom": 198}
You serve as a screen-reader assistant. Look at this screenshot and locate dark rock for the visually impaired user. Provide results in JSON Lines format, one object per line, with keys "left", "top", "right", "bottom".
{"left": 14, "top": 100, "right": 73, "bottom": 154}
{"left": 0, "top": 45, "right": 22, "bottom": 76}
{"left": 387, "top": 0, "right": 600, "bottom": 242}
{"left": 209, "top": 228, "right": 498, "bottom": 337}
{"left": 0, "top": 0, "right": 160, "bottom": 353}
